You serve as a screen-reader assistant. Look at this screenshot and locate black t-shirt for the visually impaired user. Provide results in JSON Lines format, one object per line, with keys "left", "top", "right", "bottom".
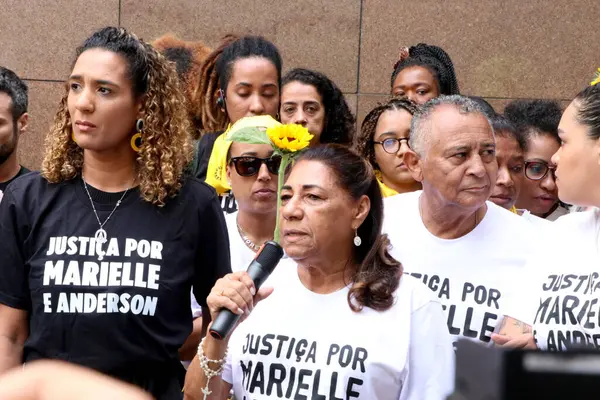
{"left": 0, "top": 166, "right": 30, "bottom": 194}
{"left": 0, "top": 172, "right": 231, "bottom": 398}
{"left": 188, "top": 132, "right": 238, "bottom": 214}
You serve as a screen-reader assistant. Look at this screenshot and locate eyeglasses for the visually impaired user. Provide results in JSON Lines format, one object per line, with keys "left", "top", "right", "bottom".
{"left": 524, "top": 160, "right": 557, "bottom": 181}
{"left": 230, "top": 156, "right": 282, "bottom": 177}
{"left": 372, "top": 137, "right": 409, "bottom": 154}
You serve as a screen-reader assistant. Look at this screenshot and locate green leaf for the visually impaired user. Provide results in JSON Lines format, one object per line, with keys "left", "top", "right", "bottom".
{"left": 225, "top": 126, "right": 272, "bottom": 145}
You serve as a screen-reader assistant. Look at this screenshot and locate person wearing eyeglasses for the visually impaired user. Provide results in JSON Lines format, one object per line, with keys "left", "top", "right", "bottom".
{"left": 504, "top": 99, "right": 569, "bottom": 221}
{"left": 354, "top": 97, "right": 421, "bottom": 197}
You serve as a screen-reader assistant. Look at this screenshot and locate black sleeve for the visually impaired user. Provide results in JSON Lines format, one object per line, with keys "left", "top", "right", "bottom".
{"left": 188, "top": 132, "right": 220, "bottom": 181}
{"left": 192, "top": 187, "right": 232, "bottom": 308}
{"left": 0, "top": 187, "right": 31, "bottom": 310}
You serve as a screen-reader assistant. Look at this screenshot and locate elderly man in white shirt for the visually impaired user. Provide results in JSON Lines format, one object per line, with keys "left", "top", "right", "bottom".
{"left": 383, "top": 95, "right": 537, "bottom": 347}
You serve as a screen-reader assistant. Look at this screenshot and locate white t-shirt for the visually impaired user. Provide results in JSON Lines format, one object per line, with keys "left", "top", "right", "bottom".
{"left": 515, "top": 210, "right": 600, "bottom": 351}
{"left": 383, "top": 191, "right": 536, "bottom": 347}
{"left": 224, "top": 211, "right": 259, "bottom": 273}
{"left": 519, "top": 209, "right": 552, "bottom": 227}
{"left": 222, "top": 258, "right": 455, "bottom": 400}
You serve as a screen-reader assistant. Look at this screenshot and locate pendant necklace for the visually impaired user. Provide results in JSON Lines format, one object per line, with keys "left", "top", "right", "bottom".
{"left": 82, "top": 175, "right": 131, "bottom": 260}
{"left": 236, "top": 220, "right": 263, "bottom": 253}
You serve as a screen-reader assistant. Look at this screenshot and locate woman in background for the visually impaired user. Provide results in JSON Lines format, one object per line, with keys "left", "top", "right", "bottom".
{"left": 189, "top": 35, "right": 282, "bottom": 213}
{"left": 504, "top": 99, "right": 568, "bottom": 220}
{"left": 355, "top": 97, "right": 421, "bottom": 197}
{"left": 280, "top": 68, "right": 355, "bottom": 146}
{"left": 390, "top": 43, "right": 460, "bottom": 104}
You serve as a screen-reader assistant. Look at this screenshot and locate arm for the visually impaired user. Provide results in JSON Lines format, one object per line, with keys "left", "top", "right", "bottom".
{"left": 0, "top": 361, "right": 153, "bottom": 400}
{"left": 184, "top": 273, "right": 273, "bottom": 399}
{"left": 0, "top": 305, "right": 28, "bottom": 374}
{"left": 180, "top": 308, "right": 212, "bottom": 362}
{"left": 184, "top": 338, "right": 232, "bottom": 400}
{"left": 0, "top": 187, "right": 31, "bottom": 374}
{"left": 400, "top": 301, "right": 455, "bottom": 400}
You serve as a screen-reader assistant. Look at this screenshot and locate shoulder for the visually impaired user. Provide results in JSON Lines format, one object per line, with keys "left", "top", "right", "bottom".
{"left": 550, "top": 209, "right": 598, "bottom": 240}
{"left": 4, "top": 171, "right": 60, "bottom": 199}
{"left": 177, "top": 176, "right": 219, "bottom": 205}
{"left": 485, "top": 201, "right": 537, "bottom": 233}
{"left": 384, "top": 190, "right": 420, "bottom": 209}
{"left": 382, "top": 191, "right": 420, "bottom": 232}
{"left": 394, "top": 273, "right": 441, "bottom": 313}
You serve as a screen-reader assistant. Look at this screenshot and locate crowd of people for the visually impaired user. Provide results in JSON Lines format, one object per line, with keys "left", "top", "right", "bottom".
{"left": 0, "top": 25, "right": 599, "bottom": 400}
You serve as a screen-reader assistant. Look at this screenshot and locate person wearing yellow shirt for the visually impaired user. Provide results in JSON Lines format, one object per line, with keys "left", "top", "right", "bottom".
{"left": 354, "top": 97, "right": 421, "bottom": 197}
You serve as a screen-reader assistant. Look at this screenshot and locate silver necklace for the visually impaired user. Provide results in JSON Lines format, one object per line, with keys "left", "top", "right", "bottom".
{"left": 236, "top": 220, "right": 262, "bottom": 252}
{"left": 82, "top": 175, "right": 130, "bottom": 260}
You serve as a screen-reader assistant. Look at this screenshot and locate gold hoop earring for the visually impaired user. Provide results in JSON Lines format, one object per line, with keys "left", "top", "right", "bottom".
{"left": 131, "top": 133, "right": 142, "bottom": 152}
{"left": 71, "top": 131, "right": 77, "bottom": 143}
{"left": 131, "top": 118, "right": 144, "bottom": 152}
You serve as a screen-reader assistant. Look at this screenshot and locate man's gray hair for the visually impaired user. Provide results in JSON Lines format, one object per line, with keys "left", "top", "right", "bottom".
{"left": 409, "top": 95, "right": 493, "bottom": 157}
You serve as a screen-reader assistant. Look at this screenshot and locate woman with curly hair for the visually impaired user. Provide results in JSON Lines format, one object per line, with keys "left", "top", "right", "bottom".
{"left": 0, "top": 27, "right": 231, "bottom": 399}
{"left": 355, "top": 97, "right": 421, "bottom": 197}
{"left": 280, "top": 68, "right": 355, "bottom": 145}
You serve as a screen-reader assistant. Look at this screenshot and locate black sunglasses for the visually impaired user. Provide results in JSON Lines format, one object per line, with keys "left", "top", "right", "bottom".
{"left": 230, "top": 156, "right": 282, "bottom": 177}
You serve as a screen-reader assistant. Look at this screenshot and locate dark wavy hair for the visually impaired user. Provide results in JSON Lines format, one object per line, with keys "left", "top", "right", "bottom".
{"left": 503, "top": 99, "right": 562, "bottom": 152}
{"left": 390, "top": 43, "right": 460, "bottom": 95}
{"left": 293, "top": 145, "right": 402, "bottom": 312}
{"left": 282, "top": 68, "right": 356, "bottom": 145}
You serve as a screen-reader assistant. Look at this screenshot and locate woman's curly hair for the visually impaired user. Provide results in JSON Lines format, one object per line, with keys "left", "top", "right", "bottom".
{"left": 41, "top": 27, "right": 193, "bottom": 206}
{"left": 354, "top": 97, "right": 419, "bottom": 170}
{"left": 282, "top": 68, "right": 356, "bottom": 145}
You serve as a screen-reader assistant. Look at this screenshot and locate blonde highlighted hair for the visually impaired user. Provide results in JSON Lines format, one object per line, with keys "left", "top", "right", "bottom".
{"left": 41, "top": 27, "right": 193, "bottom": 206}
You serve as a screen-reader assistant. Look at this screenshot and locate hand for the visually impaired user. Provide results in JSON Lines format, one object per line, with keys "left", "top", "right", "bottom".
{"left": 206, "top": 271, "right": 273, "bottom": 324}
{"left": 491, "top": 333, "right": 537, "bottom": 349}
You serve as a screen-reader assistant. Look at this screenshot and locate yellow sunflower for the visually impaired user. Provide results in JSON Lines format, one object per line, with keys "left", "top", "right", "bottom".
{"left": 267, "top": 124, "right": 314, "bottom": 152}
{"left": 591, "top": 68, "right": 600, "bottom": 86}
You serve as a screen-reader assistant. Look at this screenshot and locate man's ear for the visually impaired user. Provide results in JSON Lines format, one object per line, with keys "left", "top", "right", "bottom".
{"left": 16, "top": 113, "right": 28, "bottom": 136}
{"left": 404, "top": 149, "right": 424, "bottom": 182}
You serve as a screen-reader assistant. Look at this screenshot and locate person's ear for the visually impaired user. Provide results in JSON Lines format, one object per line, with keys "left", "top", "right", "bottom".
{"left": 16, "top": 113, "right": 28, "bottom": 136}
{"left": 352, "top": 194, "right": 371, "bottom": 231}
{"left": 404, "top": 149, "right": 424, "bottom": 182}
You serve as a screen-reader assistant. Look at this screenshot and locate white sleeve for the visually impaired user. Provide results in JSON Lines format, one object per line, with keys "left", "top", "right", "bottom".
{"left": 221, "top": 349, "right": 233, "bottom": 385}
{"left": 400, "top": 301, "right": 455, "bottom": 400}
{"left": 191, "top": 289, "right": 203, "bottom": 319}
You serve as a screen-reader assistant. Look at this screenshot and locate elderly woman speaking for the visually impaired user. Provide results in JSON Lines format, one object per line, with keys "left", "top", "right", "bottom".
{"left": 184, "top": 145, "right": 454, "bottom": 400}
{"left": 383, "top": 96, "right": 538, "bottom": 347}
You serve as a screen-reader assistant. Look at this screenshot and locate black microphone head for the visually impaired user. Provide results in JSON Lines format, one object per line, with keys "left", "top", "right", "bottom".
{"left": 255, "top": 241, "right": 284, "bottom": 273}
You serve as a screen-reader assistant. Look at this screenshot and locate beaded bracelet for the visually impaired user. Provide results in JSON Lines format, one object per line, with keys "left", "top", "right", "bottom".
{"left": 197, "top": 336, "right": 228, "bottom": 400}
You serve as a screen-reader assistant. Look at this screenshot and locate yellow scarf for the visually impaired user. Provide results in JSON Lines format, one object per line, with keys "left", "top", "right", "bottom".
{"left": 374, "top": 170, "right": 398, "bottom": 198}
{"left": 205, "top": 126, "right": 233, "bottom": 195}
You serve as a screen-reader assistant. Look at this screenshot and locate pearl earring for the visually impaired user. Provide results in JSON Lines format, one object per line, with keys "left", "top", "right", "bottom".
{"left": 353, "top": 230, "right": 362, "bottom": 247}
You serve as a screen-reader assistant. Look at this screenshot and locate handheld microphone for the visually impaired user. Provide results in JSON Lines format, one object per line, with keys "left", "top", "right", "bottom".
{"left": 209, "top": 241, "right": 284, "bottom": 340}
